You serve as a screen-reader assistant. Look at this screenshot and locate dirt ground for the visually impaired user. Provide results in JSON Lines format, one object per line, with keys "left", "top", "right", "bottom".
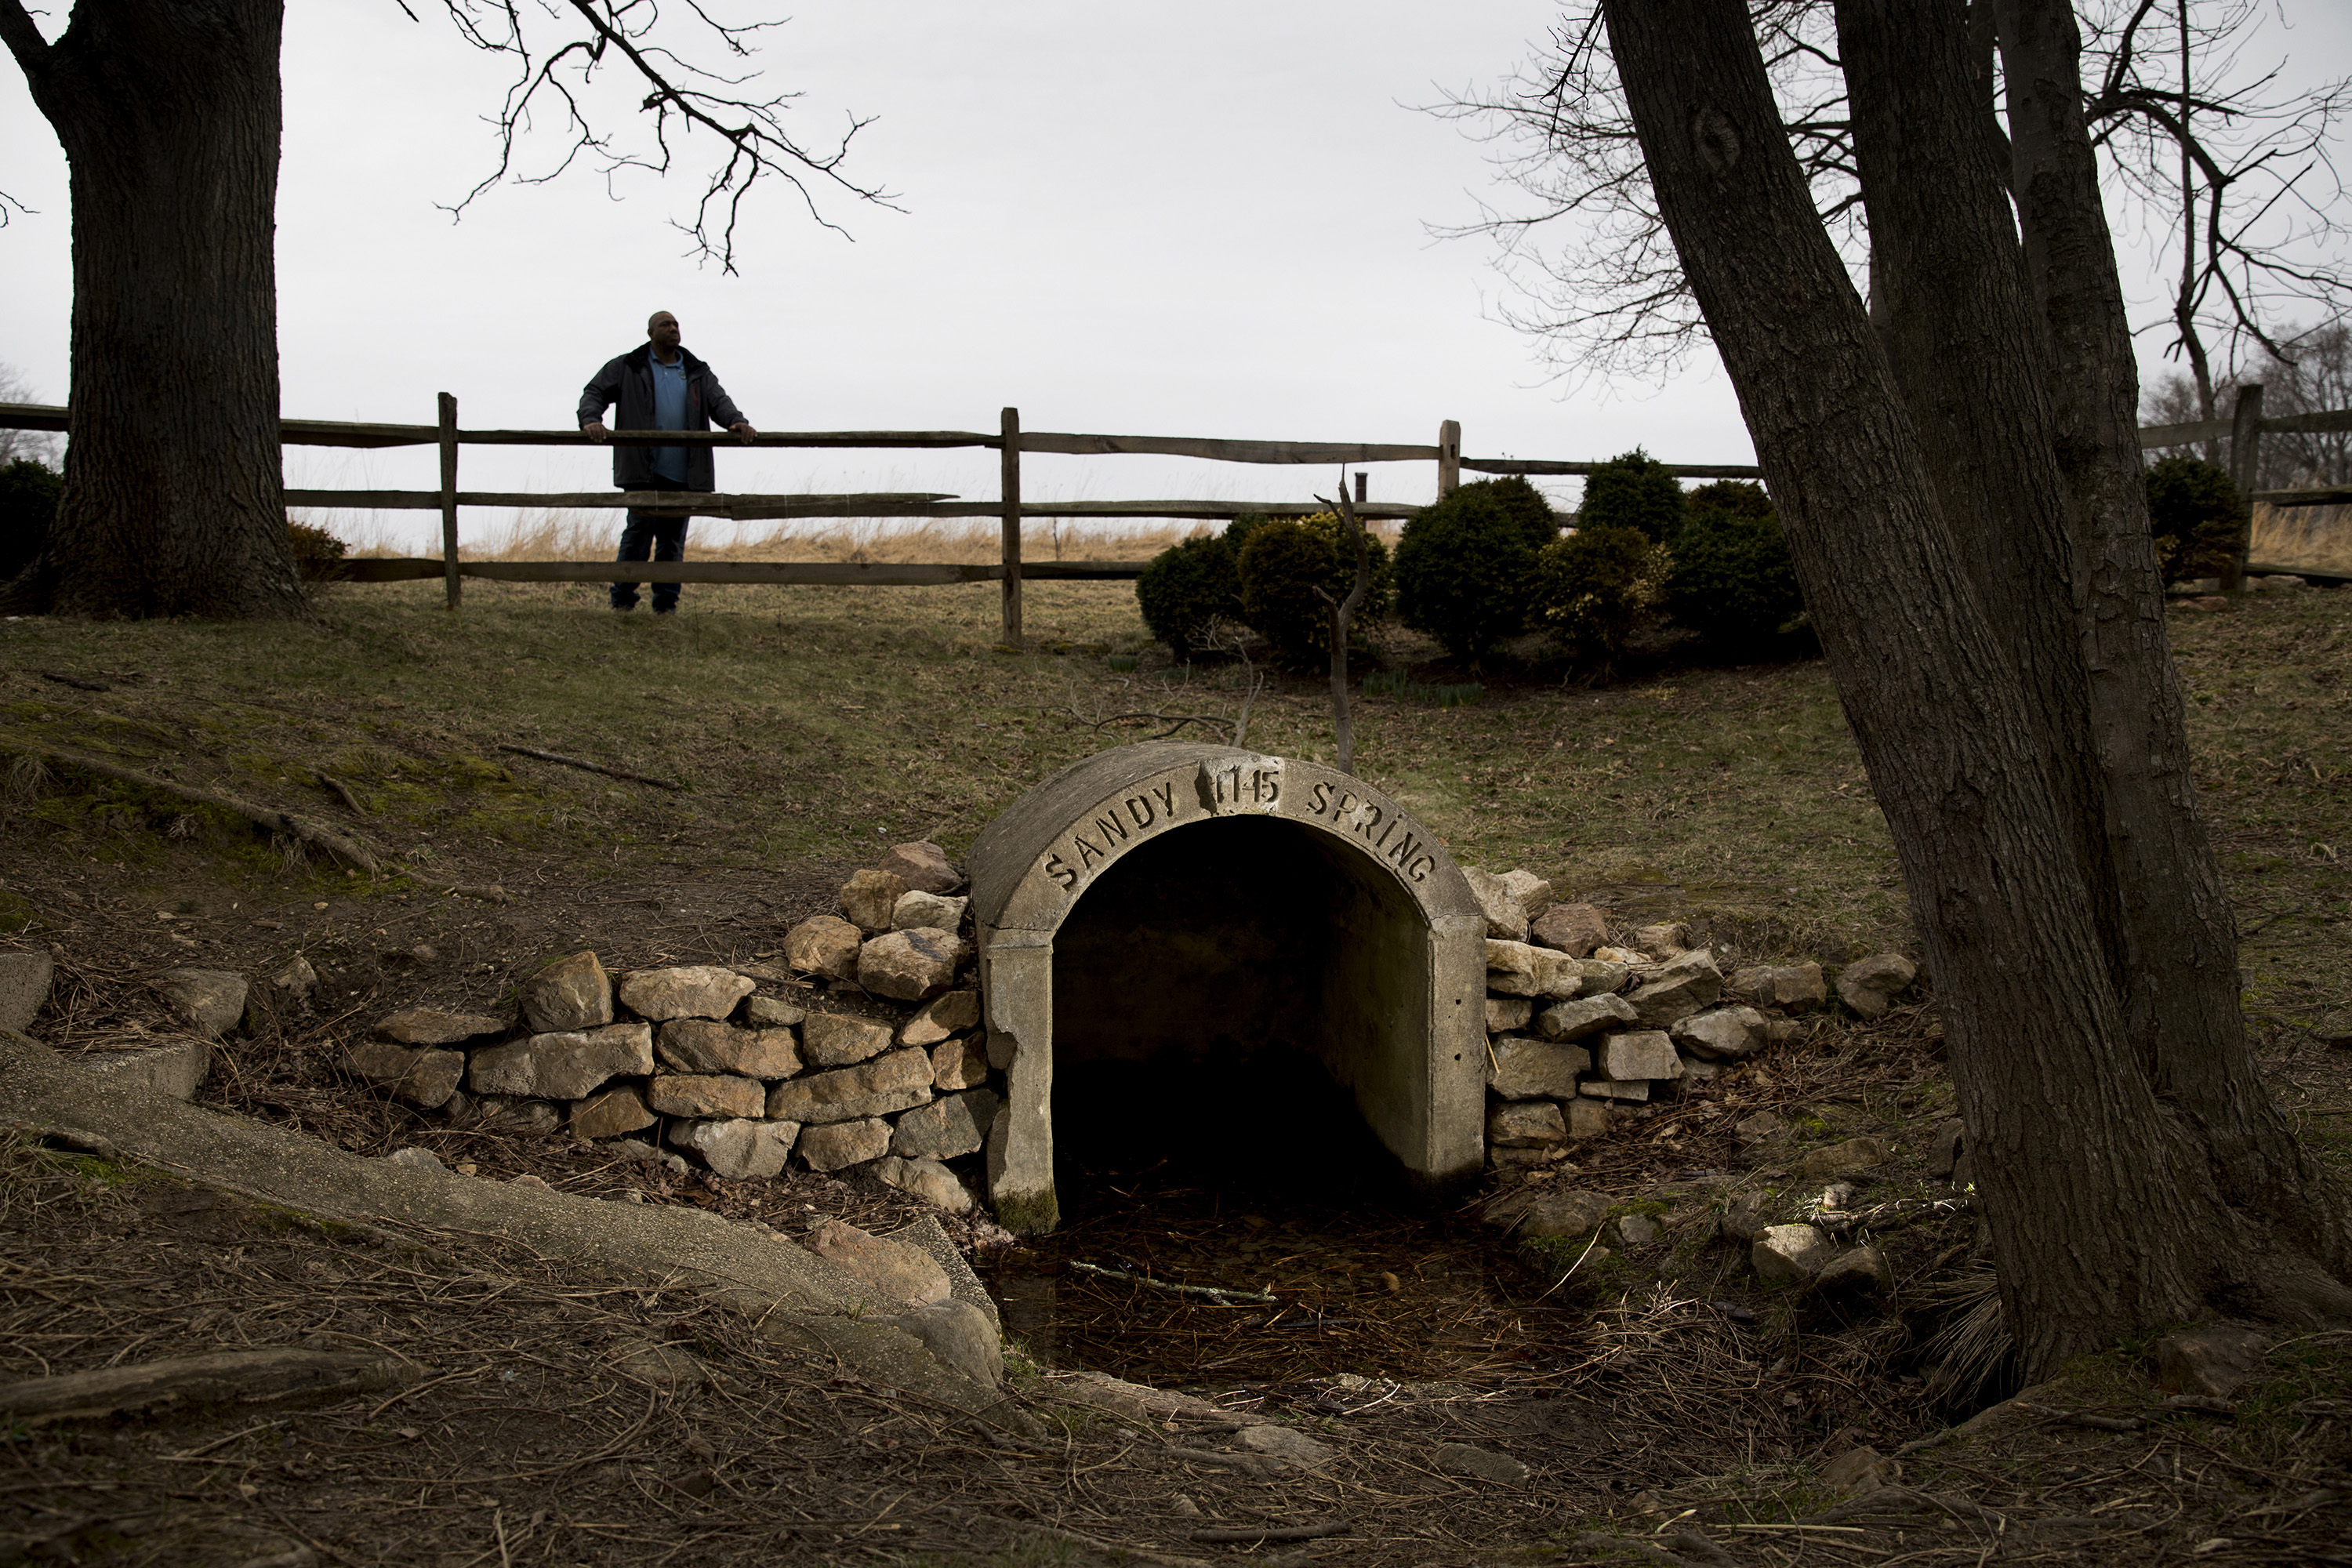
{"left": 2, "top": 583, "right": 2348, "bottom": 1563}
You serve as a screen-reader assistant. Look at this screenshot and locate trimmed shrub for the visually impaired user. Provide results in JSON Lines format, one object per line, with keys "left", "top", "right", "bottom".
{"left": 1236, "top": 510, "right": 1392, "bottom": 661}
{"left": 1577, "top": 448, "right": 1686, "bottom": 543}
{"left": 288, "top": 520, "right": 350, "bottom": 583}
{"left": 2144, "top": 455, "right": 2247, "bottom": 584}
{"left": 1393, "top": 476, "right": 1562, "bottom": 659}
{"left": 1532, "top": 524, "right": 1671, "bottom": 664}
{"left": 1663, "top": 484, "right": 1806, "bottom": 653}
{"left": 0, "top": 459, "right": 61, "bottom": 580}
{"left": 1135, "top": 532, "right": 1242, "bottom": 659}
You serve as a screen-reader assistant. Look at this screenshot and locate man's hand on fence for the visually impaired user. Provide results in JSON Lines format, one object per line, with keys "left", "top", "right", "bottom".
{"left": 583, "top": 420, "right": 609, "bottom": 443}
{"left": 731, "top": 422, "right": 757, "bottom": 445}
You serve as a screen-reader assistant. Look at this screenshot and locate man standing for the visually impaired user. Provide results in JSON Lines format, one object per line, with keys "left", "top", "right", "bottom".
{"left": 578, "top": 310, "right": 757, "bottom": 614}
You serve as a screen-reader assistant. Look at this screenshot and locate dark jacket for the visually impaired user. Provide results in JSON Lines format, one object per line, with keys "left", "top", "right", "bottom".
{"left": 576, "top": 344, "right": 749, "bottom": 492}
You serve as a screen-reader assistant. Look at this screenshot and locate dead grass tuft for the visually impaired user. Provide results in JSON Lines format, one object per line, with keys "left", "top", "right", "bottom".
{"left": 2251, "top": 502, "right": 2352, "bottom": 571}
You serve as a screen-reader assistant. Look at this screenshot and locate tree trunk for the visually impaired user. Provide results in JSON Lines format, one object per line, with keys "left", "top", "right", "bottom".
{"left": 1595, "top": 0, "right": 2352, "bottom": 1375}
{"left": 1996, "top": 0, "right": 2352, "bottom": 1283}
{"left": 0, "top": 0, "right": 305, "bottom": 619}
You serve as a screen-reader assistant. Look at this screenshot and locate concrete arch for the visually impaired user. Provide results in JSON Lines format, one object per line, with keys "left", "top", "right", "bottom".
{"left": 967, "top": 742, "right": 1487, "bottom": 1234}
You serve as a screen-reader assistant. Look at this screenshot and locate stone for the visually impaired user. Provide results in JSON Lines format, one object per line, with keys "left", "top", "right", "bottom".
{"left": 154, "top": 969, "right": 249, "bottom": 1038}
{"left": 858, "top": 928, "right": 964, "bottom": 1003}
{"left": 1485, "top": 997, "right": 1534, "bottom": 1033}
{"left": 1593, "top": 945, "right": 1649, "bottom": 964}
{"left": 1927, "top": 1118, "right": 1966, "bottom": 1181}
{"left": 1679, "top": 1055, "right": 1722, "bottom": 1083}
{"left": 647, "top": 1073, "right": 764, "bottom": 1120}
{"left": 893, "top": 890, "right": 968, "bottom": 932}
{"left": 767, "top": 1047, "right": 935, "bottom": 1123}
{"left": 1616, "top": 1213, "right": 1661, "bottom": 1247}
{"left": 1813, "top": 1245, "right": 1895, "bottom": 1302}
{"left": 876, "top": 840, "right": 961, "bottom": 895}
{"left": 1433, "top": 1440, "right": 1528, "bottom": 1485}
{"left": 1485, "top": 939, "right": 1581, "bottom": 1000}
{"left": 874, "top": 1154, "right": 975, "bottom": 1214}
{"left": 1753, "top": 1224, "right": 1836, "bottom": 1283}
{"left": 1497, "top": 870, "right": 1553, "bottom": 916}
{"left": 657, "top": 1018, "right": 800, "bottom": 1079}
{"left": 1567, "top": 957, "right": 1634, "bottom": 994}
{"left": 77, "top": 1040, "right": 211, "bottom": 1101}
{"left": 881, "top": 1298, "right": 1002, "bottom": 1386}
{"left": 1821, "top": 1445, "right": 1898, "bottom": 1496}
{"left": 929, "top": 1036, "right": 989, "bottom": 1091}
{"left": 801, "top": 1012, "right": 897, "bottom": 1067}
{"left": 1536, "top": 993, "right": 1639, "bottom": 1042}
{"left": 1565, "top": 1099, "right": 1613, "bottom": 1138}
{"left": 2155, "top": 1327, "right": 2269, "bottom": 1399}
{"left": 470, "top": 1022, "right": 654, "bottom": 1101}
{"left": 616, "top": 965, "right": 756, "bottom": 1022}
{"left": 901, "top": 989, "right": 980, "bottom": 1048}
{"left": 1730, "top": 961, "right": 1829, "bottom": 1011}
{"left": 2, "top": 949, "right": 57, "bottom": 1032}
{"left": 373, "top": 1007, "right": 505, "bottom": 1047}
{"left": 519, "top": 951, "right": 612, "bottom": 1033}
{"left": 1579, "top": 1078, "right": 1650, "bottom": 1102}
{"left": 343, "top": 1039, "right": 466, "bottom": 1109}
{"left": 608, "top": 1339, "right": 706, "bottom": 1391}
{"left": 1793, "top": 1137, "right": 1892, "bottom": 1179}
{"left": 1529, "top": 902, "right": 1608, "bottom": 957}
{"left": 1626, "top": 950, "right": 1722, "bottom": 1029}
{"left": 1762, "top": 1018, "right": 1806, "bottom": 1046}
{"left": 570, "top": 1083, "right": 656, "bottom": 1139}
{"left": 840, "top": 869, "right": 909, "bottom": 933}
{"left": 806, "top": 1218, "right": 951, "bottom": 1305}
{"left": 485, "top": 1098, "right": 562, "bottom": 1134}
{"left": 668, "top": 1116, "right": 797, "bottom": 1178}
{"left": 742, "top": 994, "right": 805, "bottom": 1029}
{"left": 1512, "top": 1188, "right": 1612, "bottom": 1238}
{"left": 891, "top": 1088, "right": 999, "bottom": 1160}
{"left": 797, "top": 1118, "right": 891, "bottom": 1170}
{"left": 1837, "top": 953, "right": 1918, "bottom": 1018}
{"left": 264, "top": 953, "right": 317, "bottom": 1007}
{"left": 1488, "top": 1036, "right": 1591, "bottom": 1099}
{"left": 1461, "top": 867, "right": 1530, "bottom": 942}
{"left": 1235, "top": 1425, "right": 1335, "bottom": 1469}
{"left": 383, "top": 1147, "right": 448, "bottom": 1174}
{"left": 1735, "top": 1110, "right": 1790, "bottom": 1145}
{"left": 1487, "top": 1100, "right": 1566, "bottom": 1148}
{"left": 1719, "top": 1193, "right": 1769, "bottom": 1243}
{"left": 1632, "top": 921, "right": 1690, "bottom": 954}
{"left": 1595, "top": 1029, "right": 1681, "bottom": 1081}
{"left": 782, "top": 916, "right": 862, "bottom": 981}
{"left": 1671, "top": 1006, "right": 1768, "bottom": 1061}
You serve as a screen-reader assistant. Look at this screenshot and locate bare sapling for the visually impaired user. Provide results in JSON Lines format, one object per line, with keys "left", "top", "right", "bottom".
{"left": 1312, "top": 476, "right": 1374, "bottom": 774}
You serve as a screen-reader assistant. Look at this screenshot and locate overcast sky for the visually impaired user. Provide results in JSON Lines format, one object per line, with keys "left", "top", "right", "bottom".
{"left": 3, "top": 1, "right": 2347, "bottom": 552}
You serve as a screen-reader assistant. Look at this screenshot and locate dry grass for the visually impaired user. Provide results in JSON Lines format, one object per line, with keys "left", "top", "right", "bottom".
{"left": 2250, "top": 502, "right": 2352, "bottom": 572}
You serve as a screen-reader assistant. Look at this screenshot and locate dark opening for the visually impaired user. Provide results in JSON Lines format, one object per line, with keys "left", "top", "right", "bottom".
{"left": 1048, "top": 815, "right": 1410, "bottom": 1204}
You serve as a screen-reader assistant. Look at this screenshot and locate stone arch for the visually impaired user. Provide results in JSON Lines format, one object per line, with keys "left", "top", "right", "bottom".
{"left": 967, "top": 742, "right": 1487, "bottom": 1234}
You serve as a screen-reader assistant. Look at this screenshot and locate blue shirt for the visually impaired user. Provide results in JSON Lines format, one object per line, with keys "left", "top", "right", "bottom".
{"left": 649, "top": 351, "right": 690, "bottom": 485}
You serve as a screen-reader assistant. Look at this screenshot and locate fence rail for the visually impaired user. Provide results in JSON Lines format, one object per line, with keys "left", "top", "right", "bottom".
{"left": 5, "top": 387, "right": 2346, "bottom": 626}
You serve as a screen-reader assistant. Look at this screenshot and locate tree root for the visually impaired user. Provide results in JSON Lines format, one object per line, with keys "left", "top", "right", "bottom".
{"left": 1, "top": 735, "right": 379, "bottom": 874}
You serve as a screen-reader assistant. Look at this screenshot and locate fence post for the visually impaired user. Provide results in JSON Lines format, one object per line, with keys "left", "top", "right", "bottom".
{"left": 1437, "top": 419, "right": 1461, "bottom": 497}
{"left": 437, "top": 392, "right": 460, "bottom": 609}
{"left": 2223, "top": 382, "right": 2264, "bottom": 593}
{"left": 1000, "top": 405, "right": 1022, "bottom": 644}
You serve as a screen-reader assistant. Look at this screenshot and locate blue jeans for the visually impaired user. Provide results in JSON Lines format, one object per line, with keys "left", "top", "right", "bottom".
{"left": 612, "top": 477, "right": 690, "bottom": 611}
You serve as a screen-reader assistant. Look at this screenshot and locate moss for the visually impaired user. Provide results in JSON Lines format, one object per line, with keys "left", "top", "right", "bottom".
{"left": 991, "top": 1188, "right": 1060, "bottom": 1238}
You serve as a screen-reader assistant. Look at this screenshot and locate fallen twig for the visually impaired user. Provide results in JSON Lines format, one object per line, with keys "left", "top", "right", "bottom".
{"left": 1189, "top": 1521, "right": 1350, "bottom": 1543}
{"left": 0, "top": 735, "right": 379, "bottom": 873}
{"left": 1091, "top": 712, "right": 1233, "bottom": 741}
{"left": 314, "top": 770, "right": 368, "bottom": 817}
{"left": 36, "top": 670, "right": 109, "bottom": 692}
{"left": 2014, "top": 1401, "right": 2144, "bottom": 1432}
{"left": 1069, "top": 1259, "right": 1276, "bottom": 1305}
{"left": 496, "top": 744, "right": 682, "bottom": 791}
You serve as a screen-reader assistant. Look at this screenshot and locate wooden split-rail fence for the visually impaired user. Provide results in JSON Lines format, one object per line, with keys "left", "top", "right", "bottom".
{"left": 2, "top": 389, "right": 2347, "bottom": 637}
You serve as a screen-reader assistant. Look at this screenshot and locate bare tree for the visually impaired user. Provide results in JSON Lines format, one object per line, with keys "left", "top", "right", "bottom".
{"left": 2147, "top": 318, "right": 2352, "bottom": 485}
{"left": 1312, "top": 476, "right": 1374, "bottom": 775}
{"left": 1434, "top": 1, "right": 2351, "bottom": 392}
{"left": 0, "top": 0, "right": 886, "bottom": 619}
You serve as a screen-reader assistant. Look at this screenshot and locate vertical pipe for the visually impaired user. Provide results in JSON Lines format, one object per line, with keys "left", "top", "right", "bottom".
{"left": 2223, "top": 382, "right": 2263, "bottom": 593}
{"left": 1000, "top": 405, "right": 1022, "bottom": 644}
{"left": 438, "top": 392, "right": 459, "bottom": 610}
{"left": 1437, "top": 419, "right": 1461, "bottom": 497}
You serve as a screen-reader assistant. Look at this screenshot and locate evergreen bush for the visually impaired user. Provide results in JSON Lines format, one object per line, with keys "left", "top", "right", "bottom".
{"left": 287, "top": 520, "right": 350, "bottom": 583}
{"left": 1532, "top": 524, "right": 1672, "bottom": 664}
{"left": 1662, "top": 481, "right": 1806, "bottom": 653}
{"left": 1393, "top": 476, "right": 1562, "bottom": 659}
{"left": 2143, "top": 455, "right": 2248, "bottom": 584}
{"left": 1577, "top": 448, "right": 1686, "bottom": 543}
{"left": 1135, "top": 531, "right": 1243, "bottom": 659}
{"left": 1235, "top": 510, "right": 1392, "bottom": 661}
